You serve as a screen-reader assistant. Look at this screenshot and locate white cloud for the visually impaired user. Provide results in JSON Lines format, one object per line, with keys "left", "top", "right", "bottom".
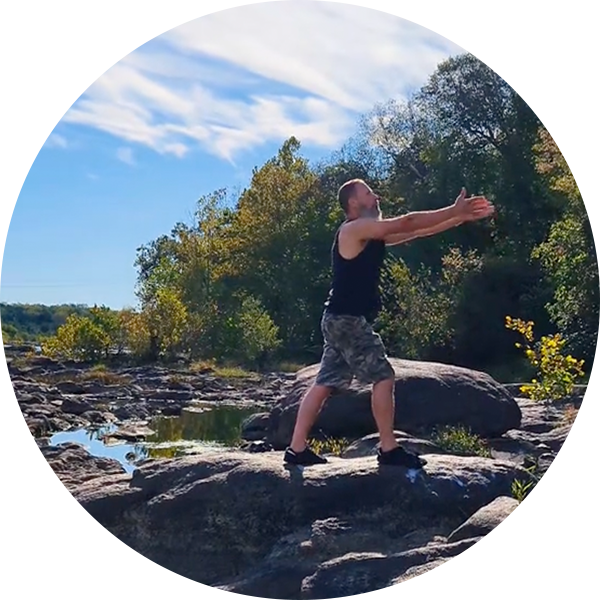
{"left": 116, "top": 146, "right": 135, "bottom": 165}
{"left": 32, "top": 131, "right": 68, "bottom": 148}
{"left": 61, "top": 1, "right": 464, "bottom": 161}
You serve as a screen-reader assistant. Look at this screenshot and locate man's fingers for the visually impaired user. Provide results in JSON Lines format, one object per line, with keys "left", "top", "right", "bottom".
{"left": 469, "top": 198, "right": 489, "bottom": 208}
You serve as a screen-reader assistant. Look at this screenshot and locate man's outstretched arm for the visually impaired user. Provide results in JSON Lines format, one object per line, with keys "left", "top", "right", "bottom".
{"left": 384, "top": 215, "right": 466, "bottom": 246}
{"left": 345, "top": 189, "right": 493, "bottom": 241}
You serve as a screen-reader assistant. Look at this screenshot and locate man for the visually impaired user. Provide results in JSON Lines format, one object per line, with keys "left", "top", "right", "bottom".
{"left": 283, "top": 179, "right": 495, "bottom": 467}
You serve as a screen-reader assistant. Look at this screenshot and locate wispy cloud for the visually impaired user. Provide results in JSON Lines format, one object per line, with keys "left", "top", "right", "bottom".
{"left": 61, "top": 1, "right": 463, "bottom": 161}
{"left": 32, "top": 131, "right": 68, "bottom": 148}
{"left": 116, "top": 146, "right": 136, "bottom": 165}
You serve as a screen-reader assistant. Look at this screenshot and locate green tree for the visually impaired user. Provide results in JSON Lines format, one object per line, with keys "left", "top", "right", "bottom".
{"left": 416, "top": 53, "right": 559, "bottom": 257}
{"left": 141, "top": 288, "right": 188, "bottom": 361}
{"left": 225, "top": 137, "right": 329, "bottom": 355}
{"left": 235, "top": 295, "right": 281, "bottom": 368}
{"left": 43, "top": 314, "right": 109, "bottom": 361}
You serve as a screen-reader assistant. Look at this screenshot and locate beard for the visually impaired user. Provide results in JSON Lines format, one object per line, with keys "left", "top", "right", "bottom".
{"left": 359, "top": 205, "right": 382, "bottom": 219}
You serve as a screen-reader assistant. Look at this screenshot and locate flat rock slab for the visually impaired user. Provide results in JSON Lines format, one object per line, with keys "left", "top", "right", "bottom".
{"left": 73, "top": 450, "right": 528, "bottom": 587}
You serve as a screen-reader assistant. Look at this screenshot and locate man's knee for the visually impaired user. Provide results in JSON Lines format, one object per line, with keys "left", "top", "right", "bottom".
{"left": 308, "top": 383, "right": 334, "bottom": 399}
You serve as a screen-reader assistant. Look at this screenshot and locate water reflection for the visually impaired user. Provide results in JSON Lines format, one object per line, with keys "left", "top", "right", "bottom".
{"left": 136, "top": 405, "right": 260, "bottom": 460}
{"left": 50, "top": 404, "right": 261, "bottom": 470}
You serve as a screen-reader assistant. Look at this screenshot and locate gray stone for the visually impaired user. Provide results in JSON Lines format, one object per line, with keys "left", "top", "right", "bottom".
{"left": 267, "top": 359, "right": 521, "bottom": 449}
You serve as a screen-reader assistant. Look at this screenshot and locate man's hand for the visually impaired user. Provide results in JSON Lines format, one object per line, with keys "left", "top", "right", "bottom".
{"left": 454, "top": 187, "right": 495, "bottom": 222}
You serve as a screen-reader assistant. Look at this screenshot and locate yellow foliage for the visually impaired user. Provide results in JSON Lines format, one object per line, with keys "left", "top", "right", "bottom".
{"left": 505, "top": 315, "right": 585, "bottom": 401}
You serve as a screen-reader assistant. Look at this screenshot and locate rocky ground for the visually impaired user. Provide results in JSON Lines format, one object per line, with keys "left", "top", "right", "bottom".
{"left": 5, "top": 344, "right": 584, "bottom": 599}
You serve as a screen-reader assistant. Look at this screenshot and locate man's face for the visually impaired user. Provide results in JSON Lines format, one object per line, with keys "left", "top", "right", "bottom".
{"left": 353, "top": 182, "right": 381, "bottom": 219}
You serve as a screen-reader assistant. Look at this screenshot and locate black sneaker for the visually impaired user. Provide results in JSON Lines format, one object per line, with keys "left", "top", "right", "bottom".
{"left": 284, "top": 446, "right": 328, "bottom": 466}
{"left": 377, "top": 446, "right": 426, "bottom": 469}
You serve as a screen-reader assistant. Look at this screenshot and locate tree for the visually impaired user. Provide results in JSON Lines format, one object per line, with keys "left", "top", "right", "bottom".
{"left": 225, "top": 137, "right": 327, "bottom": 355}
{"left": 414, "top": 53, "right": 554, "bottom": 255}
{"left": 235, "top": 295, "right": 281, "bottom": 368}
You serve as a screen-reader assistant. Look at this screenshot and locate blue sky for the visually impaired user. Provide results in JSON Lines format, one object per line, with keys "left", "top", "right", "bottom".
{"left": 1, "top": 1, "right": 463, "bottom": 310}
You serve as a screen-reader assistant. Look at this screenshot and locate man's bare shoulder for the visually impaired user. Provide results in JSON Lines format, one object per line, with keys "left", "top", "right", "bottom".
{"left": 341, "top": 217, "right": 388, "bottom": 242}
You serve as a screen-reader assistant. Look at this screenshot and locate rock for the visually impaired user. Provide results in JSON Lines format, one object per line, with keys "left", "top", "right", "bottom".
{"left": 267, "top": 360, "right": 521, "bottom": 449}
{"left": 448, "top": 496, "right": 519, "bottom": 542}
{"left": 61, "top": 397, "right": 94, "bottom": 415}
{"left": 101, "top": 424, "right": 155, "bottom": 443}
{"left": 146, "top": 389, "right": 196, "bottom": 402}
{"left": 341, "top": 431, "right": 445, "bottom": 459}
{"left": 515, "top": 398, "right": 563, "bottom": 433}
{"left": 0, "top": 559, "right": 23, "bottom": 600}
{"left": 74, "top": 451, "right": 527, "bottom": 588}
{"left": 486, "top": 436, "right": 540, "bottom": 465}
{"left": 241, "top": 412, "right": 271, "bottom": 441}
{"left": 56, "top": 381, "right": 88, "bottom": 395}
{"left": 391, "top": 557, "right": 450, "bottom": 584}
{"left": 240, "top": 440, "right": 274, "bottom": 453}
{"left": 113, "top": 403, "right": 151, "bottom": 421}
{"left": 300, "top": 542, "right": 474, "bottom": 600}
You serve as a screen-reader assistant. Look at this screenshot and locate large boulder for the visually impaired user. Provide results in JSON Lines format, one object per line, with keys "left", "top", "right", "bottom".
{"left": 73, "top": 450, "right": 527, "bottom": 589}
{"left": 267, "top": 359, "right": 521, "bottom": 449}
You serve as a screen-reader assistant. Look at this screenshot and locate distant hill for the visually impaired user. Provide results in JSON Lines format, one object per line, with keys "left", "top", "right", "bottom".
{"left": 1, "top": 302, "right": 91, "bottom": 341}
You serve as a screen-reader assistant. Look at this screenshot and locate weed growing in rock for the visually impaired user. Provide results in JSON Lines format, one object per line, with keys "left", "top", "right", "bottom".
{"left": 431, "top": 425, "right": 491, "bottom": 457}
{"left": 37, "top": 369, "right": 131, "bottom": 386}
{"left": 308, "top": 436, "right": 350, "bottom": 457}
{"left": 505, "top": 316, "right": 585, "bottom": 402}
{"left": 189, "top": 359, "right": 259, "bottom": 380}
{"left": 512, "top": 466, "right": 600, "bottom": 589}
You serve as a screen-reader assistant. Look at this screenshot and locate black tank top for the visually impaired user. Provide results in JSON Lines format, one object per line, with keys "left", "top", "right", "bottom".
{"left": 324, "top": 223, "right": 386, "bottom": 322}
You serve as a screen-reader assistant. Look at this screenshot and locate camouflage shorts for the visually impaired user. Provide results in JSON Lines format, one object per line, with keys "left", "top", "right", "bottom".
{"left": 315, "top": 312, "right": 395, "bottom": 389}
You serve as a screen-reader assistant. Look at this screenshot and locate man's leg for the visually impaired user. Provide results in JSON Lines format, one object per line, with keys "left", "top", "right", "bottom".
{"left": 371, "top": 377, "right": 398, "bottom": 452}
{"left": 289, "top": 383, "right": 332, "bottom": 452}
{"left": 285, "top": 315, "right": 352, "bottom": 465}
{"left": 351, "top": 318, "right": 425, "bottom": 468}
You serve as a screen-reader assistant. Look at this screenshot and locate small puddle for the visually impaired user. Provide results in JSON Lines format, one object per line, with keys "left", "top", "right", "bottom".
{"left": 49, "top": 404, "right": 262, "bottom": 473}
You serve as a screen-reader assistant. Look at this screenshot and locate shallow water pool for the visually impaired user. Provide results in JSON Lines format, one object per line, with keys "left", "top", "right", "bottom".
{"left": 49, "top": 404, "right": 261, "bottom": 473}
